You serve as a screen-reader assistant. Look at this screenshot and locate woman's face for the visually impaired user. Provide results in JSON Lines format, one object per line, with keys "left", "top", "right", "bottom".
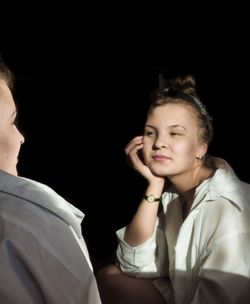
{"left": 142, "top": 103, "right": 207, "bottom": 178}
{"left": 0, "top": 80, "right": 24, "bottom": 176}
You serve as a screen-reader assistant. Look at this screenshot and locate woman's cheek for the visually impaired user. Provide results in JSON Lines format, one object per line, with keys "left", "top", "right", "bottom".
{"left": 142, "top": 144, "right": 149, "bottom": 165}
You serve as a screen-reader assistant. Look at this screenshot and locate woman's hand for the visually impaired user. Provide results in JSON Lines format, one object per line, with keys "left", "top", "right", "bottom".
{"left": 125, "top": 136, "right": 164, "bottom": 185}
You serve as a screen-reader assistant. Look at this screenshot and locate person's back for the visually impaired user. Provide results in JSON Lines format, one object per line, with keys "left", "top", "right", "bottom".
{"left": 0, "top": 58, "right": 101, "bottom": 303}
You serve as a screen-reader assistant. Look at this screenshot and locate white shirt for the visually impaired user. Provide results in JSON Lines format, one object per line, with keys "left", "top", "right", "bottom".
{"left": 21, "top": 176, "right": 93, "bottom": 270}
{"left": 0, "top": 170, "right": 102, "bottom": 304}
{"left": 116, "top": 158, "right": 250, "bottom": 304}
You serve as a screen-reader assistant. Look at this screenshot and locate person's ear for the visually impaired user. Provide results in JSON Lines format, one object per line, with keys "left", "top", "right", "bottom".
{"left": 197, "top": 142, "right": 208, "bottom": 159}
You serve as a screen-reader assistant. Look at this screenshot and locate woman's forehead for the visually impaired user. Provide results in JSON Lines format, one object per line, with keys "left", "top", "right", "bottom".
{"left": 148, "top": 103, "right": 198, "bottom": 124}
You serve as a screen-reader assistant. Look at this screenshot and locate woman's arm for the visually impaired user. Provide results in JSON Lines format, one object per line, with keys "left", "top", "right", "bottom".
{"left": 123, "top": 136, "right": 165, "bottom": 247}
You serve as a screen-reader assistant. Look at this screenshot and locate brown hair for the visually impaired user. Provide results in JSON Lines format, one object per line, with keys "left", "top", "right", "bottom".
{"left": 149, "top": 74, "right": 213, "bottom": 145}
{"left": 0, "top": 62, "right": 14, "bottom": 90}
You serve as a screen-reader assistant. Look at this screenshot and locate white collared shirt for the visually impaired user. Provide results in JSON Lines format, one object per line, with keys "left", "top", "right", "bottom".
{"left": 0, "top": 171, "right": 102, "bottom": 304}
{"left": 116, "top": 158, "right": 250, "bottom": 304}
{"left": 19, "top": 176, "right": 93, "bottom": 270}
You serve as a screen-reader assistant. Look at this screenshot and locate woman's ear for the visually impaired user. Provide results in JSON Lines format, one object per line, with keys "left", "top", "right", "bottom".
{"left": 198, "top": 142, "right": 208, "bottom": 159}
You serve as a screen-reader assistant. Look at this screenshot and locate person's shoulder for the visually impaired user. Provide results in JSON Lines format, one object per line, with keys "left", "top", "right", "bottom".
{"left": 202, "top": 196, "right": 240, "bottom": 215}
{"left": 207, "top": 157, "right": 250, "bottom": 210}
{"left": 198, "top": 195, "right": 250, "bottom": 237}
{"left": 18, "top": 176, "right": 55, "bottom": 192}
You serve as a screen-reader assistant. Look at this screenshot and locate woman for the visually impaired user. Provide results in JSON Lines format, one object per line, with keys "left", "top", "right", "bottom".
{"left": 97, "top": 75, "right": 250, "bottom": 303}
{"left": 0, "top": 59, "right": 101, "bottom": 303}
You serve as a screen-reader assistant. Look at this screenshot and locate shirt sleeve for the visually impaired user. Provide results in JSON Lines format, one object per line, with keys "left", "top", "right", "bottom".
{"left": 116, "top": 193, "right": 172, "bottom": 279}
{"left": 116, "top": 222, "right": 169, "bottom": 278}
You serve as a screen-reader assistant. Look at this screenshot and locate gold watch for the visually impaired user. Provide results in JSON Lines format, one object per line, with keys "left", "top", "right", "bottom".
{"left": 143, "top": 194, "right": 161, "bottom": 203}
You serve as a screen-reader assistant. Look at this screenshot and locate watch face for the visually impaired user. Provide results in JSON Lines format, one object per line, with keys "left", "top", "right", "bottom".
{"left": 144, "top": 194, "right": 161, "bottom": 203}
{"left": 148, "top": 195, "right": 155, "bottom": 203}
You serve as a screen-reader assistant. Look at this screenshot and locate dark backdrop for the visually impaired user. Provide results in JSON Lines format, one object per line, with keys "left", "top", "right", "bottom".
{"left": 1, "top": 9, "right": 249, "bottom": 262}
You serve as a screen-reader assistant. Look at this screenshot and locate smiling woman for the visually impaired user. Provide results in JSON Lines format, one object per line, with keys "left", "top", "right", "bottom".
{"left": 97, "top": 74, "right": 250, "bottom": 304}
{"left": 0, "top": 58, "right": 101, "bottom": 303}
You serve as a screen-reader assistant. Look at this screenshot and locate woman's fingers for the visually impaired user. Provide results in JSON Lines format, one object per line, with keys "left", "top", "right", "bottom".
{"left": 125, "top": 136, "right": 143, "bottom": 155}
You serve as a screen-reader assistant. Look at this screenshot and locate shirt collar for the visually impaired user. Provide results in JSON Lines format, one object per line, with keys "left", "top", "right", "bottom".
{"left": 0, "top": 170, "right": 85, "bottom": 238}
{"left": 163, "top": 157, "right": 249, "bottom": 212}
{"left": 193, "top": 157, "right": 249, "bottom": 211}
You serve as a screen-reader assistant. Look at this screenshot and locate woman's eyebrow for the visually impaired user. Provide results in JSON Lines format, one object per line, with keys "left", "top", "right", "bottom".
{"left": 145, "top": 124, "right": 156, "bottom": 129}
{"left": 168, "top": 124, "right": 187, "bottom": 131}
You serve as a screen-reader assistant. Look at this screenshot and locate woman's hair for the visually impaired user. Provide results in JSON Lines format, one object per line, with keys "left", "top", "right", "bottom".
{"left": 149, "top": 74, "right": 213, "bottom": 145}
{"left": 0, "top": 62, "right": 14, "bottom": 90}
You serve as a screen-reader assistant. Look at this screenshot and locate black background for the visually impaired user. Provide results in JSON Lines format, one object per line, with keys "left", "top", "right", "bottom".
{"left": 1, "top": 5, "right": 249, "bottom": 263}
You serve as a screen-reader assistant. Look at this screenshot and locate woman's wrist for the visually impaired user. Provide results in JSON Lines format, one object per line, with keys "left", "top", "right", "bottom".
{"left": 147, "top": 179, "right": 164, "bottom": 192}
{"left": 145, "top": 183, "right": 164, "bottom": 199}
{"left": 143, "top": 193, "right": 161, "bottom": 203}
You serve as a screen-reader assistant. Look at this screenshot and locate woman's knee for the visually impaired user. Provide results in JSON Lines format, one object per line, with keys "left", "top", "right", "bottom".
{"left": 96, "top": 264, "right": 123, "bottom": 303}
{"left": 97, "top": 263, "right": 120, "bottom": 278}
{"left": 96, "top": 264, "right": 120, "bottom": 289}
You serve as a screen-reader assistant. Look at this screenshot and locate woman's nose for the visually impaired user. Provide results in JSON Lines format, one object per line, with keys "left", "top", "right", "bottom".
{"left": 154, "top": 134, "right": 167, "bottom": 148}
{"left": 19, "top": 131, "right": 25, "bottom": 145}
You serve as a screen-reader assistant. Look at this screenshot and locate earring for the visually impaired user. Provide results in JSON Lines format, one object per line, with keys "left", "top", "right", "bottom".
{"left": 196, "top": 155, "right": 203, "bottom": 160}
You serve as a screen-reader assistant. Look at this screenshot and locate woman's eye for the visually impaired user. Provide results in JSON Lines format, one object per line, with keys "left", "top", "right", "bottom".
{"left": 144, "top": 130, "right": 156, "bottom": 136}
{"left": 170, "top": 132, "right": 181, "bottom": 136}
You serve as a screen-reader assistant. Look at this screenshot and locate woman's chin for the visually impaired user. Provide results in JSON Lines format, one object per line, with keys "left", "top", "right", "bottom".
{"left": 150, "top": 167, "right": 168, "bottom": 177}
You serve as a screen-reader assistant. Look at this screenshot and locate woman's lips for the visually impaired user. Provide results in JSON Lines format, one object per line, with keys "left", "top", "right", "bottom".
{"left": 152, "top": 155, "right": 171, "bottom": 161}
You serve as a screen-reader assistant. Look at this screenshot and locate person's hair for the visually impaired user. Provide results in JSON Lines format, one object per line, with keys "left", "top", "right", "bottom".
{"left": 149, "top": 74, "right": 213, "bottom": 145}
{"left": 0, "top": 62, "right": 15, "bottom": 90}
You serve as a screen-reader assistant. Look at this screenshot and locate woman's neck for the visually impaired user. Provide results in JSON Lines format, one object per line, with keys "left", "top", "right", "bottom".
{"left": 171, "top": 165, "right": 215, "bottom": 216}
